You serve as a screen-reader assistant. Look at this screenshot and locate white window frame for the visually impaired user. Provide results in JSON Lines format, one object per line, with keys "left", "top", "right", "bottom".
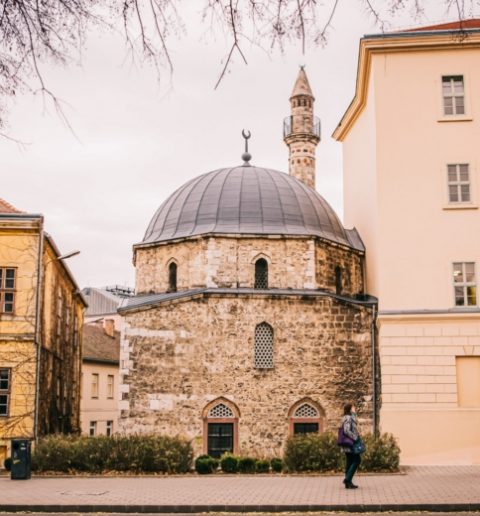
{"left": 447, "top": 163, "right": 471, "bottom": 204}
{"left": 91, "top": 373, "right": 99, "bottom": 399}
{"left": 453, "top": 262, "right": 477, "bottom": 307}
{"left": 89, "top": 420, "right": 97, "bottom": 437}
{"left": 442, "top": 75, "right": 465, "bottom": 116}
{"left": 107, "top": 375, "right": 114, "bottom": 399}
{"left": 106, "top": 420, "right": 113, "bottom": 437}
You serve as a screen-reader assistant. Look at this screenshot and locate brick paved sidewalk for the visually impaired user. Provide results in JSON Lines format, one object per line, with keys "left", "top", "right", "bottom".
{"left": 1, "top": 466, "right": 479, "bottom": 513}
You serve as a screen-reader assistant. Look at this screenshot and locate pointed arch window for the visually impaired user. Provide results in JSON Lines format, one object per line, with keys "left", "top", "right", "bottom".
{"left": 203, "top": 399, "right": 239, "bottom": 458}
{"left": 168, "top": 262, "right": 177, "bottom": 292}
{"left": 254, "top": 258, "right": 268, "bottom": 289}
{"left": 254, "top": 322, "right": 273, "bottom": 369}
{"left": 289, "top": 400, "right": 324, "bottom": 435}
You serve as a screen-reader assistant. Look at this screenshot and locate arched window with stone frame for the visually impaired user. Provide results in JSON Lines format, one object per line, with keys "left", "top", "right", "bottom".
{"left": 288, "top": 399, "right": 325, "bottom": 436}
{"left": 167, "top": 260, "right": 177, "bottom": 293}
{"left": 254, "top": 322, "right": 274, "bottom": 369}
{"left": 202, "top": 398, "right": 240, "bottom": 458}
{"left": 254, "top": 258, "right": 269, "bottom": 289}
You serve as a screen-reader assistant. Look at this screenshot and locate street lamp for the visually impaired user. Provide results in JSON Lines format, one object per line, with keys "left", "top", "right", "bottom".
{"left": 57, "top": 250, "right": 80, "bottom": 261}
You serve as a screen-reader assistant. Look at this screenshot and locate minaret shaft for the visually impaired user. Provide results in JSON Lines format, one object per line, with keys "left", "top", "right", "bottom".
{"left": 283, "top": 68, "right": 320, "bottom": 189}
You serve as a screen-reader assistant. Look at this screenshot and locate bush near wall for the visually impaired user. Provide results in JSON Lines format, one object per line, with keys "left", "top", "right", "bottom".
{"left": 32, "top": 435, "right": 193, "bottom": 473}
{"left": 283, "top": 432, "right": 400, "bottom": 473}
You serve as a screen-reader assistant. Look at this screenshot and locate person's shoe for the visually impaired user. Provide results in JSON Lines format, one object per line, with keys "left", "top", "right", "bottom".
{"left": 345, "top": 481, "right": 358, "bottom": 489}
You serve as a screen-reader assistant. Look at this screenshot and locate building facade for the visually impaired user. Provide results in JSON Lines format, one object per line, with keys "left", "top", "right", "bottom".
{"left": 81, "top": 320, "right": 120, "bottom": 437}
{"left": 118, "top": 70, "right": 378, "bottom": 458}
{"left": 0, "top": 199, "right": 86, "bottom": 463}
{"left": 334, "top": 20, "right": 480, "bottom": 464}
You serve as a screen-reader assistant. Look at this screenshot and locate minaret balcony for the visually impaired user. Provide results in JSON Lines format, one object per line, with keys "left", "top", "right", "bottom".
{"left": 283, "top": 115, "right": 321, "bottom": 139}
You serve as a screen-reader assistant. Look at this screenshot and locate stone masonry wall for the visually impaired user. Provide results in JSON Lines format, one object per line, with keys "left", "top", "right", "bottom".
{"left": 316, "top": 243, "right": 364, "bottom": 297}
{"left": 119, "top": 294, "right": 374, "bottom": 456}
{"left": 135, "top": 237, "right": 364, "bottom": 296}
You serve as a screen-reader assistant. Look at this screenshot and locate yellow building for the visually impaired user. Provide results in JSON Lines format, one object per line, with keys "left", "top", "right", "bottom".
{"left": 334, "top": 20, "right": 480, "bottom": 464}
{"left": 0, "top": 199, "right": 86, "bottom": 463}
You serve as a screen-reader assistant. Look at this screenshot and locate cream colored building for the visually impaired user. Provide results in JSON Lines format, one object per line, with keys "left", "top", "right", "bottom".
{"left": 334, "top": 19, "right": 480, "bottom": 464}
{"left": 81, "top": 320, "right": 120, "bottom": 436}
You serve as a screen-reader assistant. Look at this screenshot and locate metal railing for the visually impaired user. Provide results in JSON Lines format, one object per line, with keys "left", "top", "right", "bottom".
{"left": 283, "top": 115, "right": 321, "bottom": 139}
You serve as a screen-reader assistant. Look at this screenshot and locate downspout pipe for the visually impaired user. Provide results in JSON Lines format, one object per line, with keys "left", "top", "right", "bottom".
{"left": 371, "top": 302, "right": 378, "bottom": 437}
{"left": 33, "top": 219, "right": 45, "bottom": 444}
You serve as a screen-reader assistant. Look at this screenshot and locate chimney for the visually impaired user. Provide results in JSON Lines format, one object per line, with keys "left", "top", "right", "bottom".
{"left": 104, "top": 318, "right": 115, "bottom": 338}
{"left": 283, "top": 67, "right": 320, "bottom": 189}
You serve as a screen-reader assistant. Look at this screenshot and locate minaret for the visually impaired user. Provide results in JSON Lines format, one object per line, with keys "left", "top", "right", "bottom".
{"left": 283, "top": 67, "right": 320, "bottom": 189}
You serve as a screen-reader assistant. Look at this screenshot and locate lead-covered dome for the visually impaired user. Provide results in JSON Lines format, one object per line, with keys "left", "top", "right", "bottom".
{"left": 141, "top": 166, "right": 362, "bottom": 250}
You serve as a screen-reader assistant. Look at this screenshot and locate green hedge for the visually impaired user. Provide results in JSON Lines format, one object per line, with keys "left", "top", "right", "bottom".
{"left": 32, "top": 434, "right": 193, "bottom": 473}
{"left": 195, "top": 454, "right": 219, "bottom": 474}
{"left": 283, "top": 432, "right": 400, "bottom": 473}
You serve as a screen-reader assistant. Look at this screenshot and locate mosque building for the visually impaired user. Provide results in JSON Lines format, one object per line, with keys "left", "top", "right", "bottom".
{"left": 118, "top": 69, "right": 378, "bottom": 457}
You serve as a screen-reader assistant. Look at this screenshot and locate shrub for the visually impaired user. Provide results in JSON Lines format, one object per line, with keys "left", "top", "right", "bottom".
{"left": 238, "top": 456, "right": 256, "bottom": 474}
{"left": 3, "top": 457, "right": 12, "bottom": 471}
{"left": 220, "top": 453, "right": 239, "bottom": 473}
{"left": 284, "top": 432, "right": 342, "bottom": 472}
{"left": 283, "top": 432, "right": 400, "bottom": 473}
{"left": 195, "top": 455, "right": 218, "bottom": 474}
{"left": 32, "top": 434, "right": 193, "bottom": 473}
{"left": 255, "top": 459, "right": 270, "bottom": 473}
{"left": 270, "top": 457, "right": 283, "bottom": 473}
{"left": 359, "top": 433, "right": 400, "bottom": 472}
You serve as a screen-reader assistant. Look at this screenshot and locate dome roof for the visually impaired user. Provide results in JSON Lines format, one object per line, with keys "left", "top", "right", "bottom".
{"left": 141, "top": 166, "right": 362, "bottom": 250}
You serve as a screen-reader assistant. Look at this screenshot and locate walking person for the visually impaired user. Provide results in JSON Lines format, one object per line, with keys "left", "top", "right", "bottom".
{"left": 340, "top": 403, "right": 362, "bottom": 489}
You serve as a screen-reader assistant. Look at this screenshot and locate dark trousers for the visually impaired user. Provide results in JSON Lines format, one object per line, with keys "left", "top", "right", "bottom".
{"left": 344, "top": 452, "right": 361, "bottom": 484}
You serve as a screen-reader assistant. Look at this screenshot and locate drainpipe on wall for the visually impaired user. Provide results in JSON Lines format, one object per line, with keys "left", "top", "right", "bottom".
{"left": 33, "top": 219, "right": 45, "bottom": 444}
{"left": 371, "top": 302, "right": 378, "bottom": 437}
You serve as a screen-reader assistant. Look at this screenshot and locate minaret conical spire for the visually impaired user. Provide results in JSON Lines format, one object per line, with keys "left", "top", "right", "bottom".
{"left": 283, "top": 67, "right": 320, "bottom": 189}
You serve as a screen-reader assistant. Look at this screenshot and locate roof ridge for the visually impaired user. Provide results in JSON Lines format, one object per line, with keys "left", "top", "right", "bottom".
{"left": 0, "top": 198, "right": 24, "bottom": 214}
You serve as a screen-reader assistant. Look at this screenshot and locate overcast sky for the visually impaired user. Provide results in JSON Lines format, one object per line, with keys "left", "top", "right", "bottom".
{"left": 1, "top": 1, "right": 472, "bottom": 290}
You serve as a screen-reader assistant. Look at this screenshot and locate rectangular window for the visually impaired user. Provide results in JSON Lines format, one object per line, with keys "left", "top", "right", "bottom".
{"left": 91, "top": 373, "right": 99, "bottom": 399}
{"left": 448, "top": 164, "right": 471, "bottom": 203}
{"left": 0, "top": 368, "right": 10, "bottom": 416}
{"left": 453, "top": 262, "right": 477, "bottom": 306}
{"left": 106, "top": 420, "right": 113, "bottom": 437}
{"left": 443, "top": 75, "right": 465, "bottom": 115}
{"left": 456, "top": 357, "right": 480, "bottom": 407}
{"left": 89, "top": 421, "right": 97, "bottom": 437}
{"left": 0, "top": 268, "right": 16, "bottom": 314}
{"left": 107, "top": 375, "right": 114, "bottom": 399}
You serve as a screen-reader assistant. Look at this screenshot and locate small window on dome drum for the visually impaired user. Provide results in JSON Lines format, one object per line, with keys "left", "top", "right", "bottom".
{"left": 335, "top": 266, "right": 342, "bottom": 295}
{"left": 168, "top": 262, "right": 177, "bottom": 293}
{"left": 254, "top": 259, "right": 268, "bottom": 289}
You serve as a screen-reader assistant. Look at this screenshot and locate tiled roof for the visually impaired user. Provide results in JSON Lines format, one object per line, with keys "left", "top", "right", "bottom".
{"left": 0, "top": 199, "right": 23, "bottom": 213}
{"left": 404, "top": 19, "right": 480, "bottom": 32}
{"left": 83, "top": 323, "right": 120, "bottom": 363}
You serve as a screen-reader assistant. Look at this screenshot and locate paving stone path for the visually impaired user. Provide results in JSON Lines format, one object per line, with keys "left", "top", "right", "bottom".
{"left": 1, "top": 466, "right": 479, "bottom": 512}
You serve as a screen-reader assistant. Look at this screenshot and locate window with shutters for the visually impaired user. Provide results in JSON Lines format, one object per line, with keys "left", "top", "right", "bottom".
{"left": 254, "top": 258, "right": 268, "bottom": 289}
{"left": 254, "top": 322, "right": 273, "bottom": 369}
